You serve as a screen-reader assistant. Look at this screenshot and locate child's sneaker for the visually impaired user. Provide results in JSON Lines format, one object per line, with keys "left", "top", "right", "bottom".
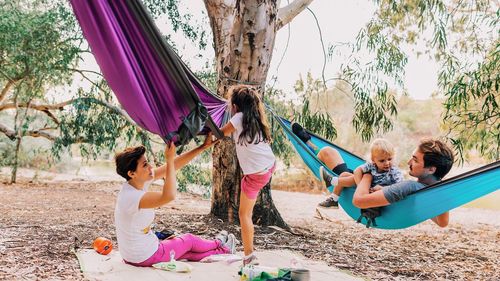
{"left": 319, "top": 166, "right": 334, "bottom": 188}
{"left": 224, "top": 233, "right": 237, "bottom": 254}
{"left": 318, "top": 196, "right": 339, "bottom": 208}
{"left": 243, "top": 253, "right": 259, "bottom": 266}
{"left": 291, "top": 123, "right": 311, "bottom": 143}
{"left": 215, "top": 230, "right": 228, "bottom": 245}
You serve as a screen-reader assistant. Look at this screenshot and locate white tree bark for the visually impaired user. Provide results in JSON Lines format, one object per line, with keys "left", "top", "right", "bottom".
{"left": 204, "top": 0, "right": 313, "bottom": 225}
{"left": 277, "top": 0, "right": 314, "bottom": 29}
{"left": 205, "top": 0, "right": 280, "bottom": 94}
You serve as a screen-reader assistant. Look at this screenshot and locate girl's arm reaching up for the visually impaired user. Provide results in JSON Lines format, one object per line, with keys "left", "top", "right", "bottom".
{"left": 220, "top": 122, "right": 236, "bottom": 137}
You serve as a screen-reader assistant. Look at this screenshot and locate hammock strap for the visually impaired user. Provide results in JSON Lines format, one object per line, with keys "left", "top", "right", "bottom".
{"left": 357, "top": 207, "right": 382, "bottom": 228}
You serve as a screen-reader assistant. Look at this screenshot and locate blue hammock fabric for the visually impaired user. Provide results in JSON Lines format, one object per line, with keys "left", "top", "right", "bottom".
{"left": 273, "top": 115, "right": 500, "bottom": 229}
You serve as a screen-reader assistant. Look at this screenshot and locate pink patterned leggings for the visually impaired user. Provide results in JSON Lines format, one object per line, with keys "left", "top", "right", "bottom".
{"left": 127, "top": 233, "right": 229, "bottom": 267}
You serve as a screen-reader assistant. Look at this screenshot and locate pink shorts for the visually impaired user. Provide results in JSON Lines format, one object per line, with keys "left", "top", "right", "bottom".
{"left": 241, "top": 164, "right": 276, "bottom": 199}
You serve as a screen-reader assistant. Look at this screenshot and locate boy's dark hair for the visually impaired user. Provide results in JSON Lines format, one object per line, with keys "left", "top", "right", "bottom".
{"left": 418, "top": 139, "right": 455, "bottom": 179}
{"left": 115, "top": 146, "right": 146, "bottom": 180}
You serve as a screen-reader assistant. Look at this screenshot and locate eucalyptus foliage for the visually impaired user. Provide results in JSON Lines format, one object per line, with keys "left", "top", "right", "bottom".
{"left": 2, "top": 0, "right": 497, "bottom": 185}
{"left": 264, "top": 87, "right": 296, "bottom": 165}
{"left": 0, "top": 1, "right": 80, "bottom": 99}
{"left": 293, "top": 73, "right": 337, "bottom": 141}
{"left": 441, "top": 43, "right": 499, "bottom": 161}
{"left": 347, "top": 0, "right": 499, "bottom": 161}
{"left": 0, "top": 1, "right": 156, "bottom": 180}
{"left": 143, "top": 0, "right": 209, "bottom": 52}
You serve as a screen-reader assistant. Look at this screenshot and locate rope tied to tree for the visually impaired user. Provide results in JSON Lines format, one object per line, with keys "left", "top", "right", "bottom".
{"left": 219, "top": 75, "right": 264, "bottom": 87}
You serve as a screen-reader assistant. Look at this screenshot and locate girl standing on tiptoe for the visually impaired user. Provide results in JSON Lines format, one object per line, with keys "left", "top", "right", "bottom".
{"left": 220, "top": 85, "right": 276, "bottom": 266}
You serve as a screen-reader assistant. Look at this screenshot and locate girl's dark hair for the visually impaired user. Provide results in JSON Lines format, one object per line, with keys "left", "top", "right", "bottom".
{"left": 115, "top": 146, "right": 146, "bottom": 180}
{"left": 230, "top": 85, "right": 271, "bottom": 145}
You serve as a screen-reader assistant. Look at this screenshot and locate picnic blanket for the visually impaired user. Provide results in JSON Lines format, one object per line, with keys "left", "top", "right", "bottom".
{"left": 75, "top": 249, "right": 362, "bottom": 281}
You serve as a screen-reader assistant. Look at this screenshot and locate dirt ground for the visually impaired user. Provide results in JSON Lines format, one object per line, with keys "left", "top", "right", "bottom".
{"left": 0, "top": 177, "right": 499, "bottom": 281}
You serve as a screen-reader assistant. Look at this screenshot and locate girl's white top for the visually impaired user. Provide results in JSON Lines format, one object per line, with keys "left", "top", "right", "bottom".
{"left": 230, "top": 112, "right": 276, "bottom": 175}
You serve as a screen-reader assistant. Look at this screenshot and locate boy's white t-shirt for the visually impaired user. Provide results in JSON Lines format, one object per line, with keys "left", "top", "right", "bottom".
{"left": 114, "top": 181, "right": 158, "bottom": 263}
{"left": 230, "top": 112, "right": 276, "bottom": 175}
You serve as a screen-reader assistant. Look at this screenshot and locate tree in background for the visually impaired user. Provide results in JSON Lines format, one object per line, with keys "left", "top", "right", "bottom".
{"left": 201, "top": 0, "right": 499, "bottom": 227}
{"left": 203, "top": 0, "right": 323, "bottom": 228}
{"left": 0, "top": 1, "right": 153, "bottom": 183}
{"left": 348, "top": 0, "right": 498, "bottom": 160}
{"left": 1, "top": 0, "right": 497, "bottom": 225}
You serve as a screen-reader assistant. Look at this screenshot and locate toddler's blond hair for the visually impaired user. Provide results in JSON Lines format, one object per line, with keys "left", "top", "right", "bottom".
{"left": 370, "top": 138, "right": 395, "bottom": 158}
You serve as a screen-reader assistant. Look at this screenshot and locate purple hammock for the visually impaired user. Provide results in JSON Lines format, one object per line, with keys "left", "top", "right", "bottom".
{"left": 70, "top": 0, "right": 227, "bottom": 145}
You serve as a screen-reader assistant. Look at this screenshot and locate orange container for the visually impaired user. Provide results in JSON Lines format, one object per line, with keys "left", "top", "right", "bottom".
{"left": 93, "top": 237, "right": 113, "bottom": 255}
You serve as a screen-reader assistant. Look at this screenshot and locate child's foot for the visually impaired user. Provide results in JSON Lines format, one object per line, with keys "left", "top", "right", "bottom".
{"left": 318, "top": 196, "right": 339, "bottom": 209}
{"left": 215, "top": 230, "right": 228, "bottom": 244}
{"left": 224, "top": 233, "right": 237, "bottom": 254}
{"left": 319, "top": 166, "right": 338, "bottom": 190}
{"left": 243, "top": 253, "right": 259, "bottom": 266}
{"left": 291, "top": 122, "right": 311, "bottom": 143}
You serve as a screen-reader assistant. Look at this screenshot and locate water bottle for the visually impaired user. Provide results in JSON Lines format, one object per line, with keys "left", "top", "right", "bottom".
{"left": 167, "top": 249, "right": 176, "bottom": 270}
{"left": 239, "top": 265, "right": 255, "bottom": 281}
{"left": 240, "top": 265, "right": 279, "bottom": 281}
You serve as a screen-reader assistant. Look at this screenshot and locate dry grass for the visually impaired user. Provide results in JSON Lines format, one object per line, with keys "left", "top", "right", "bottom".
{"left": 0, "top": 178, "right": 498, "bottom": 280}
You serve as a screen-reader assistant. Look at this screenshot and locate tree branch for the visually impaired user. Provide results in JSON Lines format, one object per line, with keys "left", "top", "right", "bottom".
{"left": 307, "top": 7, "right": 327, "bottom": 89}
{"left": 0, "top": 123, "right": 57, "bottom": 141}
{"left": 277, "top": 0, "right": 314, "bottom": 30}
{"left": 68, "top": 68, "right": 103, "bottom": 78}
{"left": 0, "top": 79, "right": 17, "bottom": 104}
{"left": 38, "top": 126, "right": 58, "bottom": 131}
{"left": 0, "top": 100, "right": 73, "bottom": 111}
{"left": 41, "top": 109, "right": 60, "bottom": 125}
{"left": 0, "top": 97, "right": 136, "bottom": 126}
{"left": 24, "top": 130, "right": 57, "bottom": 141}
{"left": 70, "top": 68, "right": 107, "bottom": 92}
{"left": 0, "top": 123, "right": 16, "bottom": 140}
{"left": 0, "top": 68, "right": 27, "bottom": 103}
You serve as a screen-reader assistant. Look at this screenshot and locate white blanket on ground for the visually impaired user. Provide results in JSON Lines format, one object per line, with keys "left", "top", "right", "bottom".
{"left": 75, "top": 249, "right": 362, "bottom": 281}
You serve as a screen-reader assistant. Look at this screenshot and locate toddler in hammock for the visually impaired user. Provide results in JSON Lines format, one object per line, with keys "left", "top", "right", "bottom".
{"left": 319, "top": 138, "right": 404, "bottom": 205}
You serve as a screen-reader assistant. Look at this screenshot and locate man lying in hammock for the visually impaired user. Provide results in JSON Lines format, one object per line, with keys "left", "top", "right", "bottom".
{"left": 292, "top": 123, "right": 454, "bottom": 227}
{"left": 353, "top": 138, "right": 454, "bottom": 227}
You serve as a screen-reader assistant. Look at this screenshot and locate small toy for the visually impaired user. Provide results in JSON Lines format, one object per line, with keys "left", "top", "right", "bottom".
{"left": 93, "top": 237, "right": 113, "bottom": 255}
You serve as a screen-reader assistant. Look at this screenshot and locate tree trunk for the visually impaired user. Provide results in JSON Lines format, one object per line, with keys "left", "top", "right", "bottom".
{"left": 210, "top": 138, "right": 241, "bottom": 223}
{"left": 205, "top": 0, "right": 288, "bottom": 228}
{"left": 10, "top": 136, "right": 21, "bottom": 184}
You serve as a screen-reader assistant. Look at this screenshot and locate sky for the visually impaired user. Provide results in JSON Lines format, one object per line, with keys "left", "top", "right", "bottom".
{"left": 156, "top": 0, "right": 440, "bottom": 100}
{"left": 74, "top": 0, "right": 440, "bottom": 100}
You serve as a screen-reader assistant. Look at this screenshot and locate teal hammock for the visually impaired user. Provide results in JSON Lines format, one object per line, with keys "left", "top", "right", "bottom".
{"left": 273, "top": 115, "right": 500, "bottom": 229}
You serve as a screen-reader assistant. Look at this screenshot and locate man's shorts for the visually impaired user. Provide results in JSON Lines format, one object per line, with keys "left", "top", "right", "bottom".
{"left": 332, "top": 163, "right": 353, "bottom": 175}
